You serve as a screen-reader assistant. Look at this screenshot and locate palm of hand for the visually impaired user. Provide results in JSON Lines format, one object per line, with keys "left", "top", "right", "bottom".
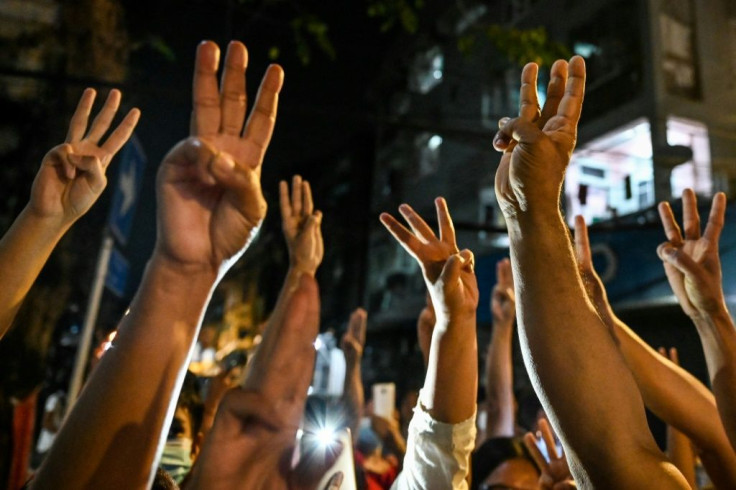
{"left": 157, "top": 142, "right": 265, "bottom": 270}
{"left": 156, "top": 41, "right": 283, "bottom": 271}
{"left": 491, "top": 288, "right": 514, "bottom": 325}
{"left": 30, "top": 88, "right": 139, "bottom": 223}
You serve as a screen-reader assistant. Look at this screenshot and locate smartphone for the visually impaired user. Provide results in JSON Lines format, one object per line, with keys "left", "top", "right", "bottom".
{"left": 372, "top": 383, "right": 395, "bottom": 420}
{"left": 314, "top": 428, "right": 356, "bottom": 490}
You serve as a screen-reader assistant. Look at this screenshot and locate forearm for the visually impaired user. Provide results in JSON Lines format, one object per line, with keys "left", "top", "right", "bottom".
{"left": 610, "top": 316, "right": 736, "bottom": 484}
{"left": 508, "top": 211, "right": 685, "bottom": 487}
{"left": 667, "top": 425, "right": 697, "bottom": 490}
{"left": 485, "top": 323, "right": 515, "bottom": 437}
{"left": 0, "top": 207, "right": 69, "bottom": 338}
{"left": 32, "top": 254, "right": 217, "bottom": 490}
{"left": 693, "top": 308, "right": 736, "bottom": 454}
{"left": 421, "top": 317, "right": 477, "bottom": 424}
{"left": 342, "top": 361, "right": 364, "bottom": 439}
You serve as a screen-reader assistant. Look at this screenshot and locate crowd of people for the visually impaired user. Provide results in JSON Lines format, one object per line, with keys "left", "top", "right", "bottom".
{"left": 1, "top": 38, "right": 735, "bottom": 489}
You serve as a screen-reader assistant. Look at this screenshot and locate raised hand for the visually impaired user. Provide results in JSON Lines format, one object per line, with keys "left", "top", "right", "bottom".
{"left": 380, "top": 198, "right": 478, "bottom": 325}
{"left": 280, "top": 176, "right": 324, "bottom": 276}
{"left": 30, "top": 88, "right": 140, "bottom": 224}
{"left": 156, "top": 41, "right": 283, "bottom": 274}
{"left": 657, "top": 189, "right": 728, "bottom": 321}
{"left": 189, "top": 275, "right": 340, "bottom": 489}
{"left": 573, "top": 215, "right": 617, "bottom": 328}
{"left": 491, "top": 258, "right": 515, "bottom": 327}
{"left": 494, "top": 57, "right": 585, "bottom": 218}
{"left": 341, "top": 307, "right": 366, "bottom": 365}
{"left": 523, "top": 418, "right": 576, "bottom": 490}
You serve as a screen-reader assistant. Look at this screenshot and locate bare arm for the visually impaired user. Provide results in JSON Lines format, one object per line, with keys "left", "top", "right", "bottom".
{"left": 574, "top": 215, "right": 736, "bottom": 487}
{"left": 485, "top": 258, "right": 516, "bottom": 438}
{"left": 657, "top": 189, "right": 736, "bottom": 455}
{"left": 31, "top": 41, "right": 283, "bottom": 489}
{"left": 381, "top": 198, "right": 478, "bottom": 424}
{"left": 0, "top": 89, "right": 139, "bottom": 339}
{"left": 493, "top": 57, "right": 688, "bottom": 488}
{"left": 341, "top": 308, "right": 367, "bottom": 439}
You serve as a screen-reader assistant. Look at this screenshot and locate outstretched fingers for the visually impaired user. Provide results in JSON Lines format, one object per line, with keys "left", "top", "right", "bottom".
{"left": 66, "top": 88, "right": 96, "bottom": 143}
{"left": 703, "top": 192, "right": 727, "bottom": 243}
{"left": 538, "top": 59, "right": 568, "bottom": 127}
{"left": 380, "top": 212, "right": 422, "bottom": 257}
{"left": 658, "top": 201, "right": 684, "bottom": 245}
{"left": 191, "top": 41, "right": 222, "bottom": 137}
{"left": 219, "top": 41, "right": 248, "bottom": 136}
{"left": 519, "top": 62, "right": 541, "bottom": 122}
{"left": 85, "top": 89, "right": 121, "bottom": 144}
{"left": 399, "top": 203, "right": 436, "bottom": 243}
{"left": 435, "top": 197, "right": 456, "bottom": 246}
{"left": 100, "top": 108, "right": 141, "bottom": 164}
{"left": 496, "top": 257, "right": 513, "bottom": 288}
{"left": 279, "top": 180, "right": 293, "bottom": 219}
{"left": 549, "top": 55, "right": 586, "bottom": 130}
{"left": 682, "top": 189, "right": 701, "bottom": 240}
{"left": 241, "top": 64, "right": 284, "bottom": 168}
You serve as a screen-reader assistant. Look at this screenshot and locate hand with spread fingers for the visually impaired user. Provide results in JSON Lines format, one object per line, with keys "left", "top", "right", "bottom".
{"left": 658, "top": 188, "right": 736, "bottom": 455}
{"left": 0, "top": 88, "right": 139, "bottom": 340}
{"left": 494, "top": 57, "right": 585, "bottom": 218}
{"left": 574, "top": 214, "right": 736, "bottom": 488}
{"left": 156, "top": 40, "right": 283, "bottom": 274}
{"left": 31, "top": 88, "right": 140, "bottom": 224}
{"left": 523, "top": 419, "right": 575, "bottom": 490}
{"left": 380, "top": 198, "right": 477, "bottom": 490}
{"left": 280, "top": 176, "right": 324, "bottom": 276}
{"left": 657, "top": 189, "right": 728, "bottom": 322}
{"left": 380, "top": 198, "right": 478, "bottom": 327}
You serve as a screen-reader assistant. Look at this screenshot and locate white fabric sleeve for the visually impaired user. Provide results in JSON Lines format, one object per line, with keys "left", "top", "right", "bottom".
{"left": 390, "top": 392, "right": 476, "bottom": 490}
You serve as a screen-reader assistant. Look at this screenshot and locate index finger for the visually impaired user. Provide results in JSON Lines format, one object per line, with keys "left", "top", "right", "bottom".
{"left": 240, "top": 64, "right": 284, "bottom": 168}
{"left": 703, "top": 192, "right": 727, "bottom": 243}
{"left": 519, "top": 62, "right": 540, "bottom": 122}
{"left": 435, "top": 197, "right": 456, "bottom": 247}
{"left": 554, "top": 56, "right": 586, "bottom": 127}
{"left": 380, "top": 212, "right": 422, "bottom": 258}
{"left": 190, "top": 41, "right": 221, "bottom": 137}
{"left": 523, "top": 432, "right": 549, "bottom": 471}
{"left": 657, "top": 201, "right": 684, "bottom": 245}
{"left": 66, "top": 88, "right": 96, "bottom": 143}
{"left": 574, "top": 215, "right": 592, "bottom": 268}
{"left": 279, "top": 180, "right": 292, "bottom": 220}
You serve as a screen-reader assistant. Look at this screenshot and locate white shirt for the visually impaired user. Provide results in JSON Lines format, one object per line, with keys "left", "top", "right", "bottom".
{"left": 391, "top": 394, "right": 477, "bottom": 490}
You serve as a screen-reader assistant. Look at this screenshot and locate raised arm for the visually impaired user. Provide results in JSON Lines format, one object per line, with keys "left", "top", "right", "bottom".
{"left": 341, "top": 307, "right": 367, "bottom": 440}
{"left": 381, "top": 198, "right": 478, "bottom": 489}
{"left": 485, "top": 258, "right": 516, "bottom": 438}
{"left": 657, "top": 189, "right": 736, "bottom": 455}
{"left": 0, "top": 89, "right": 139, "bottom": 339}
{"left": 574, "top": 215, "right": 736, "bottom": 487}
{"left": 31, "top": 41, "right": 283, "bottom": 489}
{"left": 658, "top": 348, "right": 698, "bottom": 490}
{"left": 493, "top": 57, "right": 688, "bottom": 488}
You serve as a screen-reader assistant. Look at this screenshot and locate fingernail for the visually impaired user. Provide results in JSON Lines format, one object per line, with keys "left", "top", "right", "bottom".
{"left": 499, "top": 117, "right": 510, "bottom": 127}
{"left": 214, "top": 153, "right": 235, "bottom": 171}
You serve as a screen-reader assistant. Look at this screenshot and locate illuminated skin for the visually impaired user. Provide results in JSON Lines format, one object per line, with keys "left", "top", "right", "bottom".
{"left": 31, "top": 40, "right": 283, "bottom": 489}
{"left": 574, "top": 214, "right": 736, "bottom": 488}
{"left": 493, "top": 56, "right": 689, "bottom": 488}
{"left": 0, "top": 89, "right": 139, "bottom": 340}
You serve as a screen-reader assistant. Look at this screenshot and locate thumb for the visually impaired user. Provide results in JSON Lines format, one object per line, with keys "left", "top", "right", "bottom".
{"left": 493, "top": 116, "right": 542, "bottom": 151}
{"left": 440, "top": 254, "right": 463, "bottom": 290}
{"left": 656, "top": 243, "right": 703, "bottom": 280}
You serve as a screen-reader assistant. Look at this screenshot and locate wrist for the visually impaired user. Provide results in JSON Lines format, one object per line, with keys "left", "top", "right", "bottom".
{"left": 19, "top": 205, "right": 72, "bottom": 239}
{"left": 148, "top": 251, "right": 219, "bottom": 288}
{"left": 692, "top": 304, "right": 734, "bottom": 332}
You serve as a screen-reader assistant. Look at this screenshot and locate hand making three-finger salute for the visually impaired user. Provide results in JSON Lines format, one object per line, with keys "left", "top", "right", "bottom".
{"left": 0, "top": 88, "right": 139, "bottom": 340}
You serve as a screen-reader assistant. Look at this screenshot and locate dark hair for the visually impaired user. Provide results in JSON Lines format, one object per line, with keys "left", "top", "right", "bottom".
{"left": 470, "top": 437, "right": 540, "bottom": 490}
{"left": 171, "top": 371, "right": 204, "bottom": 438}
